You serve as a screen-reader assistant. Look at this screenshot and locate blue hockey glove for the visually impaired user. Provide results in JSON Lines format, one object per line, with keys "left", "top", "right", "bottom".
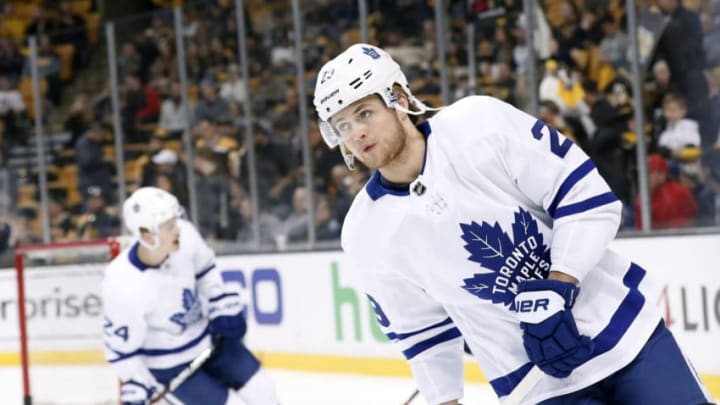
{"left": 209, "top": 312, "right": 247, "bottom": 340}
{"left": 208, "top": 292, "right": 246, "bottom": 340}
{"left": 514, "top": 279, "right": 594, "bottom": 378}
{"left": 120, "top": 379, "right": 160, "bottom": 405}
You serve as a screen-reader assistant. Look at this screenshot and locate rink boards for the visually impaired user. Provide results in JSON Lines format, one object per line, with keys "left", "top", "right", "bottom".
{"left": 0, "top": 234, "right": 718, "bottom": 399}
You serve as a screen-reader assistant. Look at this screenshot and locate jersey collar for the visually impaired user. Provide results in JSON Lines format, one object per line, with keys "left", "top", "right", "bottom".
{"left": 366, "top": 120, "right": 432, "bottom": 201}
{"left": 128, "top": 241, "right": 161, "bottom": 271}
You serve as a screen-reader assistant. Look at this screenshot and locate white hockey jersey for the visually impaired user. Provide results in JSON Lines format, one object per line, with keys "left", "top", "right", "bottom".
{"left": 102, "top": 219, "right": 236, "bottom": 388}
{"left": 341, "top": 96, "right": 662, "bottom": 405}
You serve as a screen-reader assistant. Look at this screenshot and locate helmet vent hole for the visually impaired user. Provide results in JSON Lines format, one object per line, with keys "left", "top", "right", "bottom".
{"left": 349, "top": 77, "right": 363, "bottom": 89}
{"left": 348, "top": 58, "right": 353, "bottom": 64}
{"left": 338, "top": 99, "right": 343, "bottom": 105}
{"left": 363, "top": 70, "right": 372, "bottom": 79}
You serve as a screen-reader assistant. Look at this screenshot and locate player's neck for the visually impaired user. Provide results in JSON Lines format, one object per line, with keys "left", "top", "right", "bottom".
{"left": 379, "top": 125, "right": 425, "bottom": 184}
{"left": 136, "top": 245, "right": 168, "bottom": 267}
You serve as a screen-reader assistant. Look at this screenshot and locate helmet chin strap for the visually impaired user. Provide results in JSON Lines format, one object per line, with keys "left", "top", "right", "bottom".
{"left": 391, "top": 95, "right": 442, "bottom": 116}
{"left": 138, "top": 230, "right": 161, "bottom": 250}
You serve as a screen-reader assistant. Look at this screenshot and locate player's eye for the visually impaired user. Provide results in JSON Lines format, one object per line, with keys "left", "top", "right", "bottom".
{"left": 359, "top": 110, "right": 372, "bottom": 120}
{"left": 336, "top": 121, "right": 351, "bottom": 134}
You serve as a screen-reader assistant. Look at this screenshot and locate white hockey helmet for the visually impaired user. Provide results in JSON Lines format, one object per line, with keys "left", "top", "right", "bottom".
{"left": 122, "top": 187, "right": 182, "bottom": 250}
{"left": 313, "top": 43, "right": 438, "bottom": 169}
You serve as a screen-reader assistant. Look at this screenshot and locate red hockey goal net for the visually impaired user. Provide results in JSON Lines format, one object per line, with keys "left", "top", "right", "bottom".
{"left": 6, "top": 238, "right": 129, "bottom": 405}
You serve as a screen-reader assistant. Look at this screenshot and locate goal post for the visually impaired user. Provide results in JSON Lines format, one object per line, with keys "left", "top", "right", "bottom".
{"left": 11, "top": 238, "right": 126, "bottom": 405}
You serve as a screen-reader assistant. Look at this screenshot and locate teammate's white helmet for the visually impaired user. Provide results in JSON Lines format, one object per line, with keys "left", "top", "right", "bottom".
{"left": 313, "top": 43, "right": 437, "bottom": 169}
{"left": 122, "top": 187, "right": 182, "bottom": 250}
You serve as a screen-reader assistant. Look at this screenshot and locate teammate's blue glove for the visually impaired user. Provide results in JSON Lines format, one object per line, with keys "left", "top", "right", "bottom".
{"left": 514, "top": 279, "right": 594, "bottom": 378}
{"left": 120, "top": 379, "right": 159, "bottom": 405}
{"left": 208, "top": 292, "right": 246, "bottom": 340}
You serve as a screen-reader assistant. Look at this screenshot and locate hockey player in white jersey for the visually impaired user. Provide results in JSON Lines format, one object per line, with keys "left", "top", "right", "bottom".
{"left": 313, "top": 44, "right": 715, "bottom": 405}
{"left": 102, "top": 187, "right": 278, "bottom": 405}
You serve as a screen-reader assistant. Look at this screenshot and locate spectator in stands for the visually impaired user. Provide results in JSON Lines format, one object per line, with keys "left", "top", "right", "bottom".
{"left": 53, "top": 0, "right": 88, "bottom": 69}
{"left": 75, "top": 123, "right": 113, "bottom": 204}
{"left": 0, "top": 149, "right": 17, "bottom": 218}
{"left": 0, "top": 75, "right": 26, "bottom": 145}
{"left": 142, "top": 149, "right": 188, "bottom": 208}
{"left": 648, "top": 59, "right": 677, "bottom": 129}
{"left": 0, "top": 39, "right": 24, "bottom": 83}
{"left": 63, "top": 93, "right": 94, "bottom": 149}
{"left": 307, "top": 121, "right": 344, "bottom": 193}
{"left": 117, "top": 42, "right": 142, "bottom": 83}
{"left": 249, "top": 122, "right": 291, "bottom": 207}
{"left": 24, "top": 35, "right": 62, "bottom": 106}
{"left": 314, "top": 194, "right": 341, "bottom": 241}
{"left": 656, "top": 93, "right": 701, "bottom": 172}
{"left": 700, "top": 11, "right": 720, "bottom": 68}
{"left": 193, "top": 147, "right": 230, "bottom": 238}
{"left": 150, "top": 37, "right": 178, "bottom": 82}
{"left": 77, "top": 185, "right": 120, "bottom": 239}
{"left": 122, "top": 73, "right": 159, "bottom": 142}
{"left": 590, "top": 79, "right": 634, "bottom": 206}
{"left": 538, "top": 99, "right": 581, "bottom": 147}
{"left": 194, "top": 80, "right": 229, "bottom": 125}
{"left": 634, "top": 154, "right": 698, "bottom": 229}
{"left": 280, "top": 185, "right": 311, "bottom": 244}
{"left": 598, "top": 14, "right": 629, "bottom": 70}
{"left": 158, "top": 82, "right": 186, "bottom": 139}
{"left": 0, "top": 208, "right": 41, "bottom": 257}
{"left": 699, "top": 149, "right": 720, "bottom": 225}
{"left": 24, "top": 7, "right": 53, "bottom": 39}
{"left": 219, "top": 63, "right": 247, "bottom": 105}
{"left": 654, "top": 0, "right": 711, "bottom": 145}
{"left": 231, "top": 195, "right": 282, "bottom": 247}
{"left": 47, "top": 191, "right": 77, "bottom": 241}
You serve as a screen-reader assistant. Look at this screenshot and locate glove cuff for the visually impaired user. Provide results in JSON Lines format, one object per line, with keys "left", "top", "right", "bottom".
{"left": 517, "top": 279, "right": 580, "bottom": 308}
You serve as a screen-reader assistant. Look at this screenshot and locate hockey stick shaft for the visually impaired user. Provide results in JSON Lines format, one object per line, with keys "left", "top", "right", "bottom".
{"left": 402, "top": 388, "right": 419, "bottom": 405}
{"left": 148, "top": 345, "right": 215, "bottom": 404}
{"left": 501, "top": 366, "right": 544, "bottom": 405}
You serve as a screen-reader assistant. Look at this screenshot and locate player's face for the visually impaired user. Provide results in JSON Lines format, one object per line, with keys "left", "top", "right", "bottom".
{"left": 157, "top": 217, "right": 180, "bottom": 253}
{"left": 331, "top": 95, "right": 406, "bottom": 170}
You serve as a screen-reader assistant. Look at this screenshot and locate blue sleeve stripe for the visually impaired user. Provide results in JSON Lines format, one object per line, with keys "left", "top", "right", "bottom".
{"left": 195, "top": 264, "right": 216, "bottom": 279}
{"left": 386, "top": 317, "right": 454, "bottom": 341}
{"left": 591, "top": 262, "right": 646, "bottom": 355}
{"left": 208, "top": 292, "right": 239, "bottom": 303}
{"left": 402, "top": 327, "right": 462, "bottom": 360}
{"left": 106, "top": 344, "right": 138, "bottom": 363}
{"left": 490, "top": 362, "right": 534, "bottom": 397}
{"left": 109, "top": 326, "right": 210, "bottom": 362}
{"left": 553, "top": 192, "right": 618, "bottom": 219}
{"left": 548, "top": 159, "right": 597, "bottom": 217}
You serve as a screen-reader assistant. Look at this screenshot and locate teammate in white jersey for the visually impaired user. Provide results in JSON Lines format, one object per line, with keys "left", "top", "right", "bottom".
{"left": 102, "top": 187, "right": 278, "bottom": 405}
{"left": 313, "top": 44, "right": 715, "bottom": 405}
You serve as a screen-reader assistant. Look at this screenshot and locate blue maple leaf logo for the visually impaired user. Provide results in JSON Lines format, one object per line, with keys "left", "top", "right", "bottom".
{"left": 460, "top": 207, "right": 551, "bottom": 309}
{"left": 169, "top": 288, "right": 200, "bottom": 332}
{"left": 362, "top": 46, "right": 380, "bottom": 59}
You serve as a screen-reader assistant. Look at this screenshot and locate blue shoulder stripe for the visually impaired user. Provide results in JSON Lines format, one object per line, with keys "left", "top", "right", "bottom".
{"left": 547, "top": 159, "right": 596, "bottom": 217}
{"left": 386, "top": 317, "right": 454, "bottom": 341}
{"left": 402, "top": 327, "right": 462, "bottom": 360}
{"left": 196, "top": 264, "right": 216, "bottom": 279}
{"left": 553, "top": 192, "right": 618, "bottom": 219}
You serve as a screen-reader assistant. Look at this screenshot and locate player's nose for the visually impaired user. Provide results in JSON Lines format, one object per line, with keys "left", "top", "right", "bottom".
{"left": 348, "top": 123, "right": 368, "bottom": 143}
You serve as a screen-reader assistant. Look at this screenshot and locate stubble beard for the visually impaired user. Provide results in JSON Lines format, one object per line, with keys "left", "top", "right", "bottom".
{"left": 360, "top": 116, "right": 407, "bottom": 170}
